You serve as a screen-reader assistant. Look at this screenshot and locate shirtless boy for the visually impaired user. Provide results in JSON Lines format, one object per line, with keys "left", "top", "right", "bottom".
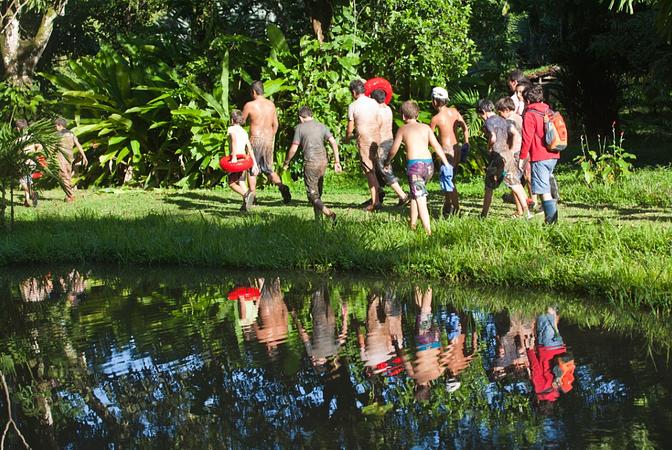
{"left": 429, "top": 87, "right": 469, "bottom": 217}
{"left": 346, "top": 79, "right": 381, "bottom": 212}
{"left": 242, "top": 80, "right": 291, "bottom": 204}
{"left": 371, "top": 89, "right": 409, "bottom": 205}
{"left": 54, "top": 118, "right": 88, "bottom": 202}
{"left": 283, "top": 106, "right": 342, "bottom": 221}
{"left": 386, "top": 101, "right": 451, "bottom": 235}
{"left": 227, "top": 110, "right": 259, "bottom": 212}
{"left": 477, "top": 100, "right": 531, "bottom": 219}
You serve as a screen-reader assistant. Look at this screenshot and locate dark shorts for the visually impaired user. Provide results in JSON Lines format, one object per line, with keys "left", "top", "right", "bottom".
{"left": 250, "top": 136, "right": 274, "bottom": 175}
{"left": 304, "top": 160, "right": 327, "bottom": 203}
{"left": 228, "top": 170, "right": 247, "bottom": 184}
{"left": 407, "top": 160, "right": 434, "bottom": 199}
{"left": 375, "top": 140, "right": 399, "bottom": 186}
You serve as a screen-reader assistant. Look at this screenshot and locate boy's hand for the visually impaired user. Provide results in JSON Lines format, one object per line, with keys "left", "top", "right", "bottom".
{"left": 518, "top": 159, "right": 525, "bottom": 171}
{"left": 231, "top": 155, "right": 238, "bottom": 163}
{"left": 282, "top": 161, "right": 290, "bottom": 171}
{"left": 334, "top": 162, "right": 342, "bottom": 173}
{"left": 252, "top": 164, "right": 259, "bottom": 176}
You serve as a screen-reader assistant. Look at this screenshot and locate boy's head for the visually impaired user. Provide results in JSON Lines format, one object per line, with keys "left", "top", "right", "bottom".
{"left": 516, "top": 81, "right": 530, "bottom": 101}
{"left": 349, "top": 79, "right": 366, "bottom": 97}
{"left": 400, "top": 100, "right": 420, "bottom": 120}
{"left": 431, "top": 87, "right": 449, "bottom": 108}
{"left": 298, "top": 105, "right": 313, "bottom": 122}
{"left": 507, "top": 69, "right": 529, "bottom": 93}
{"left": 370, "top": 89, "right": 386, "bottom": 105}
{"left": 495, "top": 97, "right": 516, "bottom": 118}
{"left": 230, "top": 109, "right": 244, "bottom": 125}
{"left": 476, "top": 99, "right": 495, "bottom": 120}
{"left": 251, "top": 80, "right": 264, "bottom": 97}
{"left": 524, "top": 85, "right": 544, "bottom": 104}
{"left": 14, "top": 119, "right": 28, "bottom": 131}
{"left": 54, "top": 117, "right": 68, "bottom": 130}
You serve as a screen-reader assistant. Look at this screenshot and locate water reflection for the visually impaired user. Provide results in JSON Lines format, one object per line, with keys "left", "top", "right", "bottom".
{"left": 0, "top": 269, "right": 670, "bottom": 448}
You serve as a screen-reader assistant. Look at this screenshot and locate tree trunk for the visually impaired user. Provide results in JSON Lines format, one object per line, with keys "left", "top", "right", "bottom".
{"left": 1, "top": 1, "right": 67, "bottom": 86}
{"left": 304, "top": 0, "right": 333, "bottom": 43}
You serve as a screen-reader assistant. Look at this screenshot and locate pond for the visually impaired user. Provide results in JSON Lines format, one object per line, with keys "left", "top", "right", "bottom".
{"left": 1, "top": 267, "right": 671, "bottom": 449}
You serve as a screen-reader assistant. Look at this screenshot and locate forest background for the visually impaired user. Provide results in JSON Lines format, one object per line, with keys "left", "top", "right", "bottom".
{"left": 1, "top": 0, "right": 671, "bottom": 189}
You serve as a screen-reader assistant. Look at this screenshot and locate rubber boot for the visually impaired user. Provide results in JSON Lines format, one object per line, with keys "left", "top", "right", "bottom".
{"left": 542, "top": 199, "right": 558, "bottom": 224}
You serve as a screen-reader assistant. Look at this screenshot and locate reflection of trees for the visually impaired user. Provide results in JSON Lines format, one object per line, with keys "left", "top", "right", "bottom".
{"left": 0, "top": 270, "right": 670, "bottom": 447}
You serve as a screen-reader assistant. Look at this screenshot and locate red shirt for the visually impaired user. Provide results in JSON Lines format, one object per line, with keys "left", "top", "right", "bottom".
{"left": 520, "top": 102, "right": 561, "bottom": 162}
{"left": 527, "top": 344, "right": 566, "bottom": 402}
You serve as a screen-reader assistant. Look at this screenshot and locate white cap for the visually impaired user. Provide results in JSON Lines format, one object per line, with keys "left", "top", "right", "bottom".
{"left": 431, "top": 87, "right": 449, "bottom": 101}
{"left": 446, "top": 378, "right": 461, "bottom": 393}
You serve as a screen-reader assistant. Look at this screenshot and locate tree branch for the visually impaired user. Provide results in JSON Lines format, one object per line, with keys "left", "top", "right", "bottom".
{"left": 0, "top": 371, "right": 31, "bottom": 450}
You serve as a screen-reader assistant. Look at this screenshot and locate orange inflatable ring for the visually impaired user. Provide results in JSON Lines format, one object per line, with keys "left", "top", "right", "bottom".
{"left": 219, "top": 154, "right": 253, "bottom": 173}
{"left": 365, "top": 77, "right": 393, "bottom": 105}
{"left": 227, "top": 287, "right": 261, "bottom": 301}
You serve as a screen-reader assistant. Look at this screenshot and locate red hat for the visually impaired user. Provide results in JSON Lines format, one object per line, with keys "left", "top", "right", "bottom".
{"left": 365, "top": 77, "right": 393, "bottom": 105}
{"left": 227, "top": 287, "right": 261, "bottom": 301}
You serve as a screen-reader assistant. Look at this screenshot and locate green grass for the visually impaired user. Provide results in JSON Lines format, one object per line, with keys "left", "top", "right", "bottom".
{"left": 1, "top": 167, "right": 671, "bottom": 310}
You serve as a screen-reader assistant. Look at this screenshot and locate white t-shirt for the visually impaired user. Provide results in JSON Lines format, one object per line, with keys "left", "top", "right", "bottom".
{"left": 511, "top": 93, "right": 524, "bottom": 116}
{"left": 227, "top": 125, "right": 249, "bottom": 155}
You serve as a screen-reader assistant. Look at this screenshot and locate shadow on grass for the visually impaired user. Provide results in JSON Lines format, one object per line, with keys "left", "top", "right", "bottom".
{"left": 563, "top": 201, "right": 672, "bottom": 222}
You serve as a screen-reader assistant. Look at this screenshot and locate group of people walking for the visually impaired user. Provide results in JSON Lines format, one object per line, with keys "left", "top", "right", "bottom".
{"left": 17, "top": 71, "right": 561, "bottom": 231}
{"left": 226, "top": 70, "right": 561, "bottom": 233}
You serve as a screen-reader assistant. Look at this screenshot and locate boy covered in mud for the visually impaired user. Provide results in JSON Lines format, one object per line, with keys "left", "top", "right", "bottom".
{"left": 385, "top": 101, "right": 451, "bottom": 235}
{"left": 227, "top": 109, "right": 259, "bottom": 212}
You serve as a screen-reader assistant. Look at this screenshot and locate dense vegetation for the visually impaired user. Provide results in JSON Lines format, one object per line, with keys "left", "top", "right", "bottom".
{"left": 1, "top": 0, "right": 671, "bottom": 188}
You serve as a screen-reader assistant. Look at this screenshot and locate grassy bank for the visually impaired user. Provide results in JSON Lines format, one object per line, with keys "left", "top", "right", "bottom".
{"left": 1, "top": 168, "right": 671, "bottom": 309}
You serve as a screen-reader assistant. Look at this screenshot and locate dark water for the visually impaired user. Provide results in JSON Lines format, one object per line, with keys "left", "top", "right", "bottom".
{"left": 1, "top": 267, "right": 671, "bottom": 449}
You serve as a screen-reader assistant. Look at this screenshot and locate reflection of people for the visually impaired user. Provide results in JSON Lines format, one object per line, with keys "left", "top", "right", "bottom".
{"left": 402, "top": 287, "right": 447, "bottom": 401}
{"left": 359, "top": 290, "right": 404, "bottom": 377}
{"left": 236, "top": 290, "right": 259, "bottom": 342}
{"left": 526, "top": 307, "right": 575, "bottom": 402}
{"left": 242, "top": 81, "right": 291, "bottom": 203}
{"left": 55, "top": 118, "right": 88, "bottom": 202}
{"left": 19, "top": 274, "right": 54, "bottom": 302}
{"left": 283, "top": 106, "right": 342, "bottom": 221}
{"left": 443, "top": 308, "right": 478, "bottom": 380}
{"left": 60, "top": 269, "right": 87, "bottom": 305}
{"left": 346, "top": 79, "right": 382, "bottom": 212}
{"left": 295, "top": 285, "right": 347, "bottom": 368}
{"left": 491, "top": 310, "right": 534, "bottom": 382}
{"left": 254, "top": 278, "right": 289, "bottom": 357}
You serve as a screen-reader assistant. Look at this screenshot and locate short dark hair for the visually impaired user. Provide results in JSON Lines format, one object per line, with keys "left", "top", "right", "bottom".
{"left": 524, "top": 85, "right": 544, "bottom": 104}
{"left": 516, "top": 80, "right": 531, "bottom": 92}
{"left": 251, "top": 80, "right": 264, "bottom": 95}
{"left": 495, "top": 97, "right": 516, "bottom": 112}
{"left": 14, "top": 119, "right": 28, "bottom": 130}
{"left": 349, "top": 79, "right": 365, "bottom": 95}
{"left": 507, "top": 69, "right": 529, "bottom": 84}
{"left": 400, "top": 100, "right": 420, "bottom": 119}
{"left": 370, "top": 89, "right": 386, "bottom": 104}
{"left": 54, "top": 117, "right": 68, "bottom": 127}
{"left": 298, "top": 105, "right": 313, "bottom": 118}
{"left": 476, "top": 99, "right": 495, "bottom": 114}
{"left": 231, "top": 109, "right": 244, "bottom": 125}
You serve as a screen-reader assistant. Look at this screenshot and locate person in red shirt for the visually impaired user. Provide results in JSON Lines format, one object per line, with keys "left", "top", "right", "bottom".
{"left": 519, "top": 85, "right": 560, "bottom": 224}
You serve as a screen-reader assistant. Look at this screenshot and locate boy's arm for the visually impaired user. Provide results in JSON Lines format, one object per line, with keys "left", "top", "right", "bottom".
{"left": 241, "top": 103, "right": 251, "bottom": 124}
{"left": 429, "top": 128, "right": 450, "bottom": 167}
{"left": 345, "top": 103, "right": 355, "bottom": 143}
{"left": 327, "top": 136, "right": 342, "bottom": 173}
{"left": 73, "top": 135, "right": 88, "bottom": 166}
{"left": 384, "top": 128, "right": 404, "bottom": 166}
{"left": 282, "top": 143, "right": 299, "bottom": 171}
{"left": 457, "top": 112, "right": 469, "bottom": 144}
{"left": 510, "top": 123, "right": 522, "bottom": 153}
{"left": 520, "top": 112, "right": 534, "bottom": 163}
{"left": 245, "top": 137, "right": 258, "bottom": 173}
{"left": 271, "top": 106, "right": 279, "bottom": 135}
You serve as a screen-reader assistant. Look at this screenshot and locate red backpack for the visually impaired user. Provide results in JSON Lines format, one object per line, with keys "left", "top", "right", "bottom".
{"left": 532, "top": 108, "right": 568, "bottom": 152}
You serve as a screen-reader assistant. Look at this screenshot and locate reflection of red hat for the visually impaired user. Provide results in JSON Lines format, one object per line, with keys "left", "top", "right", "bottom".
{"left": 227, "top": 287, "right": 261, "bottom": 301}
{"left": 371, "top": 356, "right": 404, "bottom": 377}
{"left": 365, "top": 78, "right": 393, "bottom": 105}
